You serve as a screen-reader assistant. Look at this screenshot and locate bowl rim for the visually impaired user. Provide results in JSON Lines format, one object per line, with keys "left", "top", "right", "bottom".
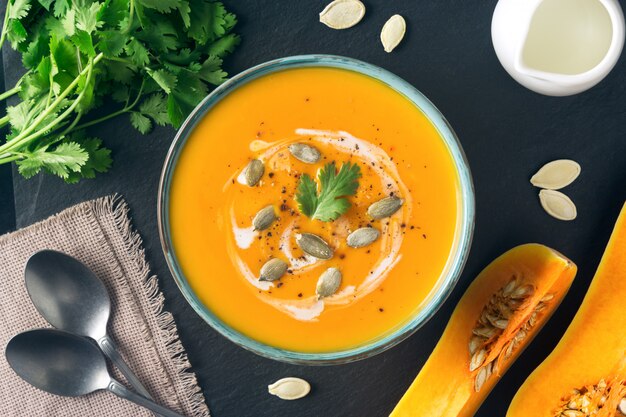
{"left": 157, "top": 54, "right": 475, "bottom": 365}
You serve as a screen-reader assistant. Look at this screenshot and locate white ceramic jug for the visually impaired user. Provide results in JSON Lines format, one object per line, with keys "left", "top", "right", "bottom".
{"left": 492, "top": 0, "right": 625, "bottom": 96}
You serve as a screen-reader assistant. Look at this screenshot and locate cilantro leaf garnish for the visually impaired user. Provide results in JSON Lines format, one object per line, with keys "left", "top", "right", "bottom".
{"left": 0, "top": 0, "right": 240, "bottom": 182}
{"left": 295, "top": 162, "right": 362, "bottom": 222}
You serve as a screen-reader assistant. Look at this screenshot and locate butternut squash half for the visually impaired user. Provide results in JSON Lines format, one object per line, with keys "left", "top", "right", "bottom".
{"left": 508, "top": 204, "right": 626, "bottom": 417}
{"left": 390, "top": 244, "right": 577, "bottom": 417}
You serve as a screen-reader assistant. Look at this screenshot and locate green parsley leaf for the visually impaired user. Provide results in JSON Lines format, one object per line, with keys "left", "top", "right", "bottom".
{"left": 197, "top": 55, "right": 227, "bottom": 85}
{"left": 208, "top": 33, "right": 240, "bottom": 58}
{"left": 147, "top": 68, "right": 177, "bottom": 94}
{"left": 125, "top": 39, "right": 150, "bottom": 66}
{"left": 70, "top": 30, "right": 95, "bottom": 58}
{"left": 7, "top": 19, "right": 27, "bottom": 48}
{"left": 17, "top": 141, "right": 88, "bottom": 179}
{"left": 9, "top": 0, "right": 31, "bottom": 21}
{"left": 296, "top": 162, "right": 362, "bottom": 222}
{"left": 139, "top": 93, "right": 168, "bottom": 126}
{"left": 65, "top": 137, "right": 112, "bottom": 182}
{"left": 74, "top": 0, "right": 103, "bottom": 34}
{"left": 130, "top": 111, "right": 151, "bottom": 134}
{"left": 136, "top": 0, "right": 181, "bottom": 13}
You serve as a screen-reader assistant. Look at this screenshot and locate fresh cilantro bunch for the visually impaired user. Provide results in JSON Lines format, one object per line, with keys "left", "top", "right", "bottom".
{"left": 0, "top": 0, "right": 239, "bottom": 182}
{"left": 296, "top": 161, "right": 362, "bottom": 222}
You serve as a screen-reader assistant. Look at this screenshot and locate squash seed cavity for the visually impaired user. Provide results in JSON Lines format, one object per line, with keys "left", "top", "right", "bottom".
{"left": 319, "top": 0, "right": 365, "bottom": 30}
{"left": 531, "top": 160, "right": 581, "bottom": 190}
{"left": 554, "top": 379, "right": 626, "bottom": 417}
{"left": 468, "top": 277, "right": 553, "bottom": 392}
{"left": 380, "top": 14, "right": 406, "bottom": 53}
{"left": 539, "top": 190, "right": 577, "bottom": 221}
{"left": 268, "top": 377, "right": 311, "bottom": 400}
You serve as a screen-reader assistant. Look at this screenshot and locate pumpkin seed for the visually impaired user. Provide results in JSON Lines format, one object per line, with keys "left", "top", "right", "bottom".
{"left": 469, "top": 335, "right": 484, "bottom": 355}
{"left": 502, "top": 279, "right": 517, "bottom": 296}
{"left": 618, "top": 398, "right": 626, "bottom": 414}
{"left": 268, "top": 377, "right": 311, "bottom": 400}
{"left": 288, "top": 143, "right": 321, "bottom": 164}
{"left": 346, "top": 227, "right": 380, "bottom": 248}
{"left": 367, "top": 196, "right": 403, "bottom": 219}
{"left": 530, "top": 160, "right": 581, "bottom": 190}
{"left": 319, "top": 0, "right": 365, "bottom": 30}
{"left": 380, "top": 14, "right": 406, "bottom": 53}
{"left": 474, "top": 365, "right": 489, "bottom": 392}
{"left": 253, "top": 205, "right": 277, "bottom": 231}
{"left": 316, "top": 267, "right": 342, "bottom": 299}
{"left": 295, "top": 233, "right": 333, "bottom": 259}
{"left": 243, "top": 159, "right": 264, "bottom": 186}
{"left": 539, "top": 189, "right": 577, "bottom": 221}
{"left": 511, "top": 284, "right": 534, "bottom": 299}
{"left": 472, "top": 326, "right": 497, "bottom": 338}
{"left": 469, "top": 348, "right": 486, "bottom": 372}
{"left": 562, "top": 410, "right": 584, "bottom": 417}
{"left": 259, "top": 258, "right": 288, "bottom": 282}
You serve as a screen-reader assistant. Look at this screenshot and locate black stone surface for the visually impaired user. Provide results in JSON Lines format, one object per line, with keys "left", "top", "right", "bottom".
{"left": 4, "top": 1, "right": 626, "bottom": 416}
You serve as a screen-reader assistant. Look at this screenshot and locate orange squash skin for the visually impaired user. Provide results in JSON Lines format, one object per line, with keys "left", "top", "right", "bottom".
{"left": 390, "top": 244, "right": 577, "bottom": 417}
{"left": 508, "top": 205, "right": 626, "bottom": 417}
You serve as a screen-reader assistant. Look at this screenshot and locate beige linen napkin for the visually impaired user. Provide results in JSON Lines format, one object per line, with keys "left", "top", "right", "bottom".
{"left": 0, "top": 195, "right": 209, "bottom": 417}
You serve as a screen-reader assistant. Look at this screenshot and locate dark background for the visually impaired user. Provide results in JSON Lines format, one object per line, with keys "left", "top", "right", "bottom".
{"left": 2, "top": 1, "right": 626, "bottom": 416}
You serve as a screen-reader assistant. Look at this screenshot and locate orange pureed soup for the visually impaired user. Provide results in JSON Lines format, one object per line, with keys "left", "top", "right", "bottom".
{"left": 169, "top": 67, "right": 460, "bottom": 352}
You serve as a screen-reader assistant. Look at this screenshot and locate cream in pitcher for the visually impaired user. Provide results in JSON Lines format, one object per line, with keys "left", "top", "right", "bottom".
{"left": 492, "top": 0, "right": 625, "bottom": 96}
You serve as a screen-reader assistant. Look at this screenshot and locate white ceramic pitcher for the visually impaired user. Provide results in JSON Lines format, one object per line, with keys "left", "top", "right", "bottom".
{"left": 492, "top": 0, "right": 625, "bottom": 96}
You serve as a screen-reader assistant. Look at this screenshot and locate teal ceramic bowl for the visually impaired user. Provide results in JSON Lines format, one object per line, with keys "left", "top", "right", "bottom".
{"left": 158, "top": 55, "right": 474, "bottom": 365}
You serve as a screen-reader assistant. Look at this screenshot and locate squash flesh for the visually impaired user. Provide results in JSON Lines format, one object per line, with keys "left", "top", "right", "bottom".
{"left": 390, "top": 244, "right": 577, "bottom": 417}
{"left": 508, "top": 204, "right": 626, "bottom": 417}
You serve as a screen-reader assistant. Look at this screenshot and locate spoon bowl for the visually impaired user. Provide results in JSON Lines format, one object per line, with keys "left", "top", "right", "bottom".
{"left": 6, "top": 329, "right": 109, "bottom": 396}
{"left": 6, "top": 329, "right": 184, "bottom": 417}
{"left": 25, "top": 250, "right": 109, "bottom": 340}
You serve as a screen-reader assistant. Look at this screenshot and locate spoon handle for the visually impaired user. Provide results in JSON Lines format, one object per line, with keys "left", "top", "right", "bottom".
{"left": 98, "top": 335, "right": 155, "bottom": 399}
{"left": 108, "top": 379, "right": 186, "bottom": 417}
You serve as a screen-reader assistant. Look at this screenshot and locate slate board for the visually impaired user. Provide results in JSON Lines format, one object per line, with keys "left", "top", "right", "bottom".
{"left": 5, "top": 1, "right": 626, "bottom": 416}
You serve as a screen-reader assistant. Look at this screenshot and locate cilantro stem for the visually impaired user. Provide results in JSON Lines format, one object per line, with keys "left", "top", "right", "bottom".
{"left": 0, "top": 53, "right": 103, "bottom": 155}
{"left": 0, "top": 114, "right": 9, "bottom": 127}
{"left": 0, "top": 85, "right": 20, "bottom": 101}
{"left": 0, "top": 154, "right": 20, "bottom": 164}
{"left": 67, "top": 78, "right": 145, "bottom": 133}
{"left": 124, "top": 0, "right": 135, "bottom": 34}
{"left": 0, "top": 2, "right": 11, "bottom": 53}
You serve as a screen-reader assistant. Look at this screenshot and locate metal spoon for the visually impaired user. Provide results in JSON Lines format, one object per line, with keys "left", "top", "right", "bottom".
{"left": 24, "top": 250, "right": 155, "bottom": 403}
{"left": 6, "top": 329, "right": 184, "bottom": 417}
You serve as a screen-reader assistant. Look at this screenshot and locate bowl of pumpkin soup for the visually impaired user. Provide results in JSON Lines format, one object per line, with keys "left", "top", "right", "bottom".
{"left": 158, "top": 55, "right": 474, "bottom": 364}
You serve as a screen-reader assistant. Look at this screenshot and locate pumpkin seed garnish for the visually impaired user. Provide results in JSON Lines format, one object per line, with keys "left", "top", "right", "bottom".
{"left": 288, "top": 143, "right": 321, "bottom": 164}
{"left": 380, "top": 14, "right": 406, "bottom": 53}
{"left": 316, "top": 267, "right": 342, "bottom": 299}
{"left": 295, "top": 233, "right": 333, "bottom": 260}
{"left": 243, "top": 159, "right": 264, "bottom": 186}
{"left": 268, "top": 377, "right": 311, "bottom": 400}
{"left": 367, "top": 196, "right": 403, "bottom": 219}
{"left": 530, "top": 159, "right": 581, "bottom": 190}
{"left": 259, "top": 258, "right": 288, "bottom": 282}
{"left": 319, "top": 0, "right": 365, "bottom": 30}
{"left": 253, "top": 205, "right": 277, "bottom": 231}
{"left": 346, "top": 227, "right": 380, "bottom": 248}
